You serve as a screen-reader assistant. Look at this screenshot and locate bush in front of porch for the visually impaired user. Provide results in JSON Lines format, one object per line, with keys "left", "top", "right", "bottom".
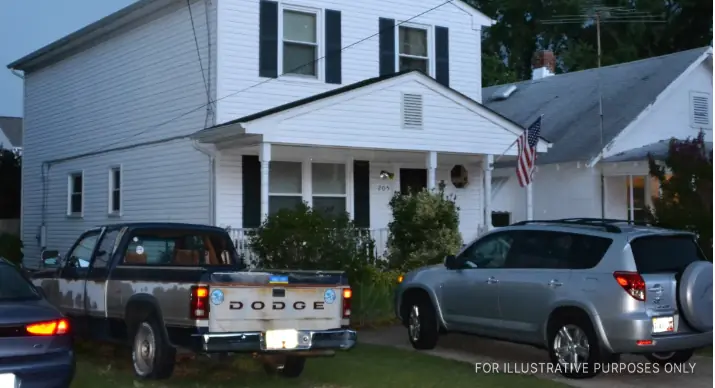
{"left": 386, "top": 189, "right": 462, "bottom": 272}
{"left": 247, "top": 203, "right": 400, "bottom": 326}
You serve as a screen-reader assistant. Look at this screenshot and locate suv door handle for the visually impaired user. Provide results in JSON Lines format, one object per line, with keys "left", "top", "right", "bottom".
{"left": 486, "top": 276, "right": 499, "bottom": 284}
{"left": 548, "top": 279, "right": 563, "bottom": 287}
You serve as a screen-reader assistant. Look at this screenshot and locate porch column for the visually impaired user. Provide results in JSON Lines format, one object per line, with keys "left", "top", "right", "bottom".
{"left": 483, "top": 155, "right": 493, "bottom": 230}
{"left": 302, "top": 158, "right": 312, "bottom": 207}
{"left": 259, "top": 142, "right": 271, "bottom": 222}
{"left": 346, "top": 157, "right": 354, "bottom": 219}
{"left": 426, "top": 151, "right": 437, "bottom": 190}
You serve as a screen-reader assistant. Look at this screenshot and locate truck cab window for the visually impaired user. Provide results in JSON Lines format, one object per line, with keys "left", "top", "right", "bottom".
{"left": 66, "top": 232, "right": 100, "bottom": 269}
{"left": 122, "top": 229, "right": 238, "bottom": 266}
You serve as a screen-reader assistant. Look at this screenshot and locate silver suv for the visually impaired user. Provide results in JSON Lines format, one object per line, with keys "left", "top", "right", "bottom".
{"left": 394, "top": 218, "right": 713, "bottom": 378}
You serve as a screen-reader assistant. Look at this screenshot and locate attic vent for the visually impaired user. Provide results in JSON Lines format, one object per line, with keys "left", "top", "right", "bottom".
{"left": 402, "top": 93, "right": 423, "bottom": 129}
{"left": 690, "top": 92, "right": 711, "bottom": 128}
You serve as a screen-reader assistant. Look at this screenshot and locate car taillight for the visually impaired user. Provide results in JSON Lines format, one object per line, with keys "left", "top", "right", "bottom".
{"left": 190, "top": 285, "right": 210, "bottom": 319}
{"left": 26, "top": 318, "right": 70, "bottom": 336}
{"left": 613, "top": 271, "right": 646, "bottom": 301}
{"left": 341, "top": 288, "right": 352, "bottom": 318}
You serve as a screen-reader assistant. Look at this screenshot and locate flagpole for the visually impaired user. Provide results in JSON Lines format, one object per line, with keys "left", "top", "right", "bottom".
{"left": 526, "top": 183, "right": 534, "bottom": 220}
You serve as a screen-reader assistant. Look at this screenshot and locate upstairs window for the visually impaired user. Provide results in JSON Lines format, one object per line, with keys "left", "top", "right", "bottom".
{"left": 282, "top": 9, "right": 318, "bottom": 77}
{"left": 67, "top": 172, "right": 83, "bottom": 217}
{"left": 398, "top": 26, "right": 429, "bottom": 74}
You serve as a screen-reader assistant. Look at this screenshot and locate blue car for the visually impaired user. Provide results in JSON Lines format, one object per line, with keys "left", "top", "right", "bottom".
{"left": 0, "top": 258, "right": 75, "bottom": 388}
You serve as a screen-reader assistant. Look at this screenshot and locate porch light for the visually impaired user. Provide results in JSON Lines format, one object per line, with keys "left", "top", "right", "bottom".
{"left": 379, "top": 170, "right": 395, "bottom": 180}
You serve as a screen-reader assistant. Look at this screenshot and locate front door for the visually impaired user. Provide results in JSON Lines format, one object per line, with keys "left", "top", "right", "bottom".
{"left": 56, "top": 229, "right": 102, "bottom": 332}
{"left": 440, "top": 231, "right": 516, "bottom": 335}
{"left": 400, "top": 168, "right": 427, "bottom": 195}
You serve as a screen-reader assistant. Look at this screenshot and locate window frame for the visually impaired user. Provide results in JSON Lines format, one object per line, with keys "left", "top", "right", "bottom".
{"left": 395, "top": 22, "right": 433, "bottom": 76}
{"left": 311, "top": 162, "right": 348, "bottom": 215}
{"left": 456, "top": 231, "right": 516, "bottom": 270}
{"left": 269, "top": 160, "right": 304, "bottom": 215}
{"left": 279, "top": 4, "right": 323, "bottom": 80}
{"left": 67, "top": 171, "right": 84, "bottom": 217}
{"left": 108, "top": 165, "right": 123, "bottom": 216}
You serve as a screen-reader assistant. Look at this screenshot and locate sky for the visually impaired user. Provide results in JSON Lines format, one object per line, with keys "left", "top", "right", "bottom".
{"left": 0, "top": 0, "right": 137, "bottom": 117}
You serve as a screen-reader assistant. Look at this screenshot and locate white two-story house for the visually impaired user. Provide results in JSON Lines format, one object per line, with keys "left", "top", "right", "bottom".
{"left": 8, "top": 0, "right": 548, "bottom": 266}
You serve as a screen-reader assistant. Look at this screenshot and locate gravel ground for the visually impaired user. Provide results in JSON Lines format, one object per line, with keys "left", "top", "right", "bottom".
{"left": 359, "top": 325, "right": 712, "bottom": 388}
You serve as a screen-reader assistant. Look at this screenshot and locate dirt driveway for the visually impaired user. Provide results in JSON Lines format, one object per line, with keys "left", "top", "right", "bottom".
{"left": 360, "top": 325, "right": 712, "bottom": 388}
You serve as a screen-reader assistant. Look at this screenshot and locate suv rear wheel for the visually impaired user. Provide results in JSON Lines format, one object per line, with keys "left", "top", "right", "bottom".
{"left": 406, "top": 298, "right": 438, "bottom": 350}
{"left": 547, "top": 314, "right": 616, "bottom": 379}
{"left": 644, "top": 349, "right": 694, "bottom": 365}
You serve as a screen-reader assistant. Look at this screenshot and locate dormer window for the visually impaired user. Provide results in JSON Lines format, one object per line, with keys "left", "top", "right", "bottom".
{"left": 282, "top": 9, "right": 318, "bottom": 77}
{"left": 398, "top": 25, "right": 429, "bottom": 74}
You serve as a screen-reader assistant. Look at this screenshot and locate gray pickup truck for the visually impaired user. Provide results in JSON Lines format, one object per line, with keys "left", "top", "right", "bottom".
{"left": 31, "top": 222, "right": 357, "bottom": 380}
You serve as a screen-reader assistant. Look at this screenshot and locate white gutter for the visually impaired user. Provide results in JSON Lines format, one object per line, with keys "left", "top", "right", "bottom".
{"left": 192, "top": 140, "right": 218, "bottom": 226}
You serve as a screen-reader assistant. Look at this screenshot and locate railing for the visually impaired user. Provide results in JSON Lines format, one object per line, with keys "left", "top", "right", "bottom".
{"left": 228, "top": 225, "right": 487, "bottom": 264}
{"left": 227, "top": 227, "right": 390, "bottom": 264}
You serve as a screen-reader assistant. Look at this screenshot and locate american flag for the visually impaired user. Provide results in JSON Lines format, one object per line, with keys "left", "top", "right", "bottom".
{"left": 516, "top": 116, "right": 542, "bottom": 187}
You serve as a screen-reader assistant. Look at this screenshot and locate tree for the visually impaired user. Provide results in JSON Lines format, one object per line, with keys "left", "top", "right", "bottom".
{"left": 0, "top": 149, "right": 21, "bottom": 219}
{"left": 647, "top": 133, "right": 712, "bottom": 260}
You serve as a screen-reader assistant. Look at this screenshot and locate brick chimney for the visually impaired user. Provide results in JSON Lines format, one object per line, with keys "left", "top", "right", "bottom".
{"left": 532, "top": 50, "right": 556, "bottom": 80}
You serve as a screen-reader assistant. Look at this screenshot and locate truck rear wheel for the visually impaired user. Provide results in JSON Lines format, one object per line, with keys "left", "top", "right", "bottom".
{"left": 131, "top": 317, "right": 176, "bottom": 380}
{"left": 262, "top": 355, "right": 306, "bottom": 378}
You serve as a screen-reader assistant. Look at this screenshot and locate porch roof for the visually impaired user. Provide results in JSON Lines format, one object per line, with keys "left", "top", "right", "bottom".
{"left": 192, "top": 70, "right": 552, "bottom": 148}
{"left": 601, "top": 139, "right": 713, "bottom": 163}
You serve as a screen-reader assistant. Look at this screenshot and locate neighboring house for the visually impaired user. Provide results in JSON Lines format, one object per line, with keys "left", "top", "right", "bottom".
{"left": 483, "top": 47, "right": 713, "bottom": 225}
{"left": 0, "top": 116, "right": 22, "bottom": 154}
{"left": 7, "top": 0, "right": 549, "bottom": 266}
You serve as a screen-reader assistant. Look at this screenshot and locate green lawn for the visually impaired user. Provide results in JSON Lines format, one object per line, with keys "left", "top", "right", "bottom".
{"left": 71, "top": 342, "right": 566, "bottom": 388}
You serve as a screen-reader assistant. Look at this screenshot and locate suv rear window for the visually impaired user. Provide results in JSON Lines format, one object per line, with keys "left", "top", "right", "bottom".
{"left": 630, "top": 235, "right": 706, "bottom": 274}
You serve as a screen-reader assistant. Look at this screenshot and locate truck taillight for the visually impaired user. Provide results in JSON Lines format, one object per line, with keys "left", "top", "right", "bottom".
{"left": 190, "top": 286, "right": 210, "bottom": 319}
{"left": 613, "top": 271, "right": 646, "bottom": 301}
{"left": 341, "top": 288, "right": 352, "bottom": 318}
{"left": 26, "top": 318, "right": 69, "bottom": 336}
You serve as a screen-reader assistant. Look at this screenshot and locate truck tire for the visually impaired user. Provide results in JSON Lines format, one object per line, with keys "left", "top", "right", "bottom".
{"left": 262, "top": 355, "right": 306, "bottom": 378}
{"left": 406, "top": 297, "right": 439, "bottom": 350}
{"left": 130, "top": 316, "right": 176, "bottom": 380}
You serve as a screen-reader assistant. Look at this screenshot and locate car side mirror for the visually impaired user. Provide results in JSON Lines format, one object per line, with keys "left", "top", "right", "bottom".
{"left": 445, "top": 255, "right": 460, "bottom": 270}
{"left": 41, "top": 250, "right": 62, "bottom": 269}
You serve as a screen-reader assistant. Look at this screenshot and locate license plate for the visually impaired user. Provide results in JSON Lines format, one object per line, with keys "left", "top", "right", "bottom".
{"left": 265, "top": 329, "right": 299, "bottom": 350}
{"left": 652, "top": 316, "right": 674, "bottom": 333}
{"left": 0, "top": 373, "right": 16, "bottom": 387}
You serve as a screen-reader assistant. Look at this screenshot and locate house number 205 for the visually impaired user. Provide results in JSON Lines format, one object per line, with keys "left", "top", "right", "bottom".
{"left": 377, "top": 185, "right": 391, "bottom": 192}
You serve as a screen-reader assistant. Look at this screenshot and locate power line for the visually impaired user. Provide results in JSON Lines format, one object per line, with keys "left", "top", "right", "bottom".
{"left": 79, "top": 0, "right": 455, "bottom": 158}
{"left": 186, "top": 0, "right": 213, "bottom": 128}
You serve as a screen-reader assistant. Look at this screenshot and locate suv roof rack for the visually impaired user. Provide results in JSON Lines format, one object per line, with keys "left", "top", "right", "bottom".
{"left": 511, "top": 219, "right": 623, "bottom": 233}
{"left": 560, "top": 217, "right": 651, "bottom": 226}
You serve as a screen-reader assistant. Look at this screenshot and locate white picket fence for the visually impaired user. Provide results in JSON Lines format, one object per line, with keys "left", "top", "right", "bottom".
{"left": 228, "top": 226, "right": 487, "bottom": 264}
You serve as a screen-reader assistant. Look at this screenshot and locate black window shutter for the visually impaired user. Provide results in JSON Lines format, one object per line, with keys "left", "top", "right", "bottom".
{"left": 435, "top": 26, "right": 449, "bottom": 87}
{"left": 378, "top": 18, "right": 395, "bottom": 76}
{"left": 353, "top": 161, "right": 371, "bottom": 228}
{"left": 259, "top": 0, "right": 279, "bottom": 78}
{"left": 242, "top": 155, "right": 261, "bottom": 228}
{"left": 325, "top": 10, "right": 342, "bottom": 84}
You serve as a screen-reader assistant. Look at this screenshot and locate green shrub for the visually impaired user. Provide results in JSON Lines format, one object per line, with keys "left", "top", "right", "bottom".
{"left": 386, "top": 189, "right": 462, "bottom": 271}
{"left": 0, "top": 233, "right": 23, "bottom": 266}
{"left": 248, "top": 202, "right": 376, "bottom": 281}
{"left": 351, "top": 266, "right": 401, "bottom": 327}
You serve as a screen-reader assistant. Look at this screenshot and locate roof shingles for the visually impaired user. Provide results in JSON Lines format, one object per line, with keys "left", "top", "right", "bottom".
{"left": 482, "top": 47, "right": 710, "bottom": 165}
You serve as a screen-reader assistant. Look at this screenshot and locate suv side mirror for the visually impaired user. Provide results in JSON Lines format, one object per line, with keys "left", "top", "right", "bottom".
{"left": 444, "top": 255, "right": 460, "bottom": 270}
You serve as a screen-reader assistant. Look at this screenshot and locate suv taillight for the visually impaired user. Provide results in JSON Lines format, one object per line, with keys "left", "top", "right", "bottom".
{"left": 613, "top": 271, "right": 646, "bottom": 301}
{"left": 341, "top": 288, "right": 352, "bottom": 318}
{"left": 26, "top": 318, "right": 70, "bottom": 336}
{"left": 190, "top": 286, "right": 210, "bottom": 319}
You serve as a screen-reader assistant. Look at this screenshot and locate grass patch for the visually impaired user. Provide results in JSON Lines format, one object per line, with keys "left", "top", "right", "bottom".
{"left": 71, "top": 342, "right": 565, "bottom": 388}
{"left": 696, "top": 346, "right": 712, "bottom": 357}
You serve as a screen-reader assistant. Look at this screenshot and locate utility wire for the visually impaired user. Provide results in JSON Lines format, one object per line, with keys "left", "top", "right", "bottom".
{"left": 74, "top": 0, "right": 455, "bottom": 159}
{"left": 186, "top": 0, "right": 213, "bottom": 129}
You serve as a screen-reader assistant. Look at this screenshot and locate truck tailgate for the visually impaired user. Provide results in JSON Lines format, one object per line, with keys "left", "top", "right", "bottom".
{"left": 207, "top": 272, "right": 347, "bottom": 332}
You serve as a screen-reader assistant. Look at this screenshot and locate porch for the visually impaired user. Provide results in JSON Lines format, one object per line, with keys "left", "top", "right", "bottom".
{"left": 215, "top": 143, "right": 493, "bottom": 260}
